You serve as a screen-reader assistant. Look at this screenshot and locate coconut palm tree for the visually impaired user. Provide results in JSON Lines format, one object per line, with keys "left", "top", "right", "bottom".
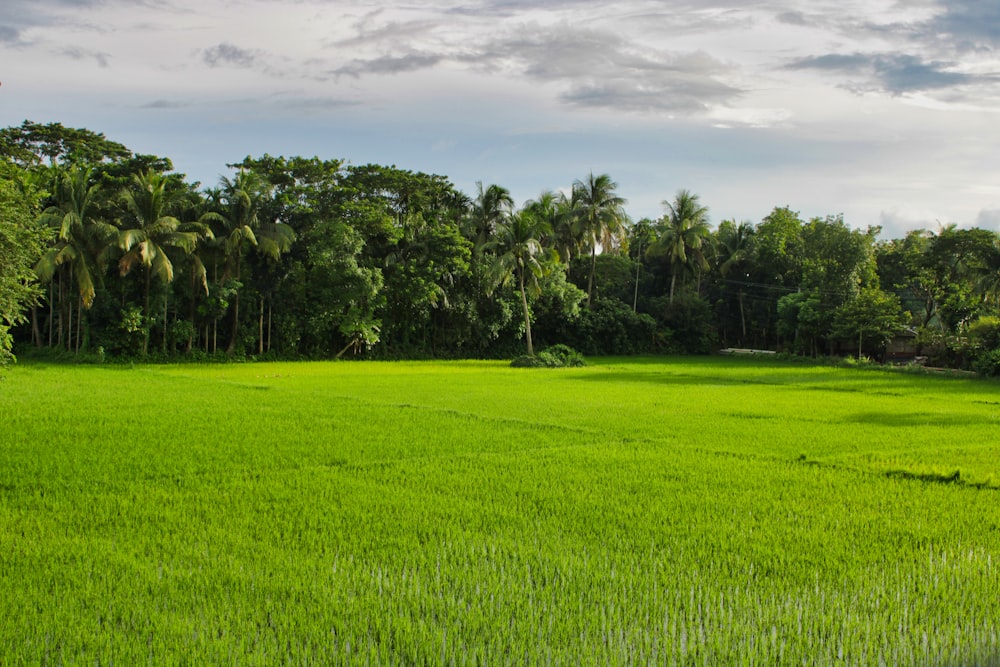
{"left": 655, "top": 189, "right": 712, "bottom": 303}
{"left": 214, "top": 169, "right": 295, "bottom": 354}
{"left": 571, "top": 172, "right": 628, "bottom": 307}
{"left": 714, "top": 219, "right": 755, "bottom": 340}
{"left": 118, "top": 170, "right": 213, "bottom": 354}
{"left": 486, "top": 209, "right": 550, "bottom": 355}
{"left": 466, "top": 181, "right": 514, "bottom": 253}
{"left": 35, "top": 165, "right": 117, "bottom": 351}
{"left": 526, "top": 190, "right": 576, "bottom": 268}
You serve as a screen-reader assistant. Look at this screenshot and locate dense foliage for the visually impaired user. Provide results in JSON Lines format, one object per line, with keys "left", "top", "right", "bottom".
{"left": 2, "top": 358, "right": 999, "bottom": 663}
{"left": 4, "top": 120, "right": 1000, "bottom": 369}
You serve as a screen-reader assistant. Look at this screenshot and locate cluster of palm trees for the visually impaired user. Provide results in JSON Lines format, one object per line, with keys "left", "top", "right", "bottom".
{"left": 33, "top": 166, "right": 294, "bottom": 355}
{"left": 474, "top": 173, "right": 714, "bottom": 355}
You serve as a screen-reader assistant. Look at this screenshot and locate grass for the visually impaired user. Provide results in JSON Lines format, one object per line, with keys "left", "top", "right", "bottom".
{"left": 1, "top": 355, "right": 999, "bottom": 664}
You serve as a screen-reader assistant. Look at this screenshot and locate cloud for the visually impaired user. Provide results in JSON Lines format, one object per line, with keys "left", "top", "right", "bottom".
{"left": 467, "top": 23, "right": 742, "bottom": 112}
{"left": 59, "top": 45, "right": 110, "bottom": 67}
{"left": 202, "top": 42, "right": 261, "bottom": 69}
{"left": 776, "top": 11, "right": 811, "bottom": 27}
{"left": 141, "top": 99, "right": 186, "bottom": 109}
{"left": 0, "top": 25, "right": 20, "bottom": 42}
{"left": 332, "top": 52, "right": 443, "bottom": 78}
{"left": 926, "top": 0, "right": 1000, "bottom": 51}
{"left": 788, "top": 52, "right": 972, "bottom": 94}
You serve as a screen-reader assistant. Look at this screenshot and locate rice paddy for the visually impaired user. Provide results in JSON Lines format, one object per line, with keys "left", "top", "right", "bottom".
{"left": 1, "top": 356, "right": 999, "bottom": 664}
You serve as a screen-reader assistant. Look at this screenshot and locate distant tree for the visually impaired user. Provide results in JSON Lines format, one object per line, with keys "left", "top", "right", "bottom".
{"left": 118, "top": 171, "right": 213, "bottom": 354}
{"left": 0, "top": 168, "right": 49, "bottom": 365}
{"left": 653, "top": 189, "right": 712, "bottom": 303}
{"left": 832, "top": 288, "right": 909, "bottom": 358}
{"left": 466, "top": 182, "right": 514, "bottom": 253}
{"left": 0, "top": 120, "right": 130, "bottom": 168}
{"left": 214, "top": 168, "right": 295, "bottom": 354}
{"left": 35, "top": 166, "right": 118, "bottom": 352}
{"left": 713, "top": 219, "right": 755, "bottom": 342}
{"left": 527, "top": 190, "right": 575, "bottom": 266}
{"left": 487, "top": 210, "right": 550, "bottom": 355}
{"left": 571, "top": 172, "right": 628, "bottom": 308}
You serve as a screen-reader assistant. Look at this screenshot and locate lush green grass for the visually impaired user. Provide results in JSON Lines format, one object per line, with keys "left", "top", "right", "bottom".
{"left": 2, "top": 356, "right": 999, "bottom": 664}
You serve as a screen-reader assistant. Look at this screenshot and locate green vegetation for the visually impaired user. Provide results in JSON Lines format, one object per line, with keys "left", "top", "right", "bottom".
{"left": 6, "top": 120, "right": 1000, "bottom": 371}
{"left": 2, "top": 357, "right": 999, "bottom": 664}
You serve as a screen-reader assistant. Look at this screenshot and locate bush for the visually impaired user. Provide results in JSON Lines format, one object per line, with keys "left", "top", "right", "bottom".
{"left": 570, "top": 298, "right": 656, "bottom": 355}
{"left": 973, "top": 348, "right": 1000, "bottom": 377}
{"left": 511, "top": 344, "right": 586, "bottom": 368}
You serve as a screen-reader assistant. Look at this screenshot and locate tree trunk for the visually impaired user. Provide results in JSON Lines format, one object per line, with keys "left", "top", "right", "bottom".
{"left": 633, "top": 245, "right": 641, "bottom": 312}
{"left": 75, "top": 295, "right": 82, "bottom": 354}
{"left": 226, "top": 255, "right": 242, "bottom": 355}
{"left": 519, "top": 270, "right": 533, "bottom": 356}
{"left": 267, "top": 299, "right": 272, "bottom": 353}
{"left": 67, "top": 284, "right": 73, "bottom": 352}
{"left": 31, "top": 305, "right": 41, "bottom": 347}
{"left": 187, "top": 272, "right": 197, "bottom": 354}
{"left": 738, "top": 290, "right": 747, "bottom": 342}
{"left": 587, "top": 246, "right": 596, "bottom": 308}
{"left": 142, "top": 268, "right": 152, "bottom": 355}
{"left": 162, "top": 293, "right": 168, "bottom": 354}
{"left": 669, "top": 273, "right": 677, "bottom": 305}
{"left": 258, "top": 296, "right": 264, "bottom": 355}
{"left": 47, "top": 281, "right": 54, "bottom": 348}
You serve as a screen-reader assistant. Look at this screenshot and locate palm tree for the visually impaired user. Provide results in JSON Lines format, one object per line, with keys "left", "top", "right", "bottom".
{"left": 526, "top": 190, "right": 576, "bottom": 267}
{"left": 571, "top": 172, "right": 628, "bottom": 307}
{"left": 486, "top": 210, "right": 550, "bottom": 355}
{"left": 466, "top": 181, "right": 514, "bottom": 253}
{"left": 118, "top": 170, "right": 212, "bottom": 354}
{"left": 35, "top": 166, "right": 117, "bottom": 351}
{"left": 215, "top": 169, "right": 295, "bottom": 354}
{"left": 714, "top": 219, "right": 755, "bottom": 339}
{"left": 655, "top": 189, "right": 712, "bottom": 303}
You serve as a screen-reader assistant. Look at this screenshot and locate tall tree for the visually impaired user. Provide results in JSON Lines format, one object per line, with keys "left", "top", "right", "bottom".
{"left": 487, "top": 210, "right": 550, "bottom": 355}
{"left": 466, "top": 182, "right": 514, "bottom": 253}
{"left": 714, "top": 219, "right": 755, "bottom": 341}
{"left": 0, "top": 167, "right": 49, "bottom": 365}
{"left": 35, "top": 166, "right": 117, "bottom": 352}
{"left": 214, "top": 168, "right": 295, "bottom": 354}
{"left": 572, "top": 172, "right": 628, "bottom": 307}
{"left": 118, "top": 171, "right": 211, "bottom": 354}
{"left": 654, "top": 189, "right": 712, "bottom": 303}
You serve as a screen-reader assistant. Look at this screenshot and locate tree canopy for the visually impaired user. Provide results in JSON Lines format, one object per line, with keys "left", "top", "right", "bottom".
{"left": 4, "top": 119, "right": 1000, "bottom": 371}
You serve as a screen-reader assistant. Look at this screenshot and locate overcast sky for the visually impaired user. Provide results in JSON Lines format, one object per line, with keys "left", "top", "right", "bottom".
{"left": 2, "top": 0, "right": 999, "bottom": 237}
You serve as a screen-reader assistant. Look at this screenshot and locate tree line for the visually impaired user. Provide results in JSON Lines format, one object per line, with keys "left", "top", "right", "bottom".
{"left": 3, "top": 120, "right": 1000, "bottom": 372}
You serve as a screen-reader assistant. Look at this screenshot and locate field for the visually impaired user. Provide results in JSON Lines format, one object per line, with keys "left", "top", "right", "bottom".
{"left": 2, "top": 356, "right": 1000, "bottom": 665}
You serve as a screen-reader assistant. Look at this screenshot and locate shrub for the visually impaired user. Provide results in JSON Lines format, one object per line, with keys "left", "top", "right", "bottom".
{"left": 972, "top": 348, "right": 1000, "bottom": 378}
{"left": 510, "top": 344, "right": 586, "bottom": 368}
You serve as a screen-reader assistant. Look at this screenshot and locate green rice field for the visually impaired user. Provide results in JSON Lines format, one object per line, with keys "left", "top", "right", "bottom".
{"left": 2, "top": 356, "right": 999, "bottom": 665}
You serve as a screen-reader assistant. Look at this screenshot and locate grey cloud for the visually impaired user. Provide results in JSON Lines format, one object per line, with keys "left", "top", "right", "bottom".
{"left": 141, "top": 99, "right": 185, "bottom": 109}
{"left": 202, "top": 42, "right": 260, "bottom": 68}
{"left": 279, "top": 96, "right": 362, "bottom": 110}
{"left": 333, "top": 53, "right": 443, "bottom": 78}
{"left": 0, "top": 25, "right": 20, "bottom": 42}
{"left": 788, "top": 52, "right": 971, "bottom": 94}
{"left": 776, "top": 11, "right": 810, "bottom": 27}
{"left": 929, "top": 0, "right": 1000, "bottom": 50}
{"left": 471, "top": 24, "right": 741, "bottom": 112}
{"left": 60, "top": 46, "right": 110, "bottom": 67}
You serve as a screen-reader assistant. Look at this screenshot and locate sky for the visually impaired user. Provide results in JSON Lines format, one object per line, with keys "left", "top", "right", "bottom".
{"left": 2, "top": 0, "right": 1000, "bottom": 238}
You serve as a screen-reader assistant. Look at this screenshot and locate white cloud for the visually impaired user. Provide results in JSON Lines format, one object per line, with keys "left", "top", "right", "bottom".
{"left": 1, "top": 0, "right": 999, "bottom": 238}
